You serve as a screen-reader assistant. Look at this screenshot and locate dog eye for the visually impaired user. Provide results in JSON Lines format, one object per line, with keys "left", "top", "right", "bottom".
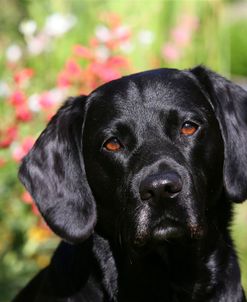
{"left": 103, "top": 137, "right": 123, "bottom": 152}
{"left": 180, "top": 121, "right": 198, "bottom": 136}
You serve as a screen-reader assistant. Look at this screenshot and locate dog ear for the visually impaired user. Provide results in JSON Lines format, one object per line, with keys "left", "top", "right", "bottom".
{"left": 19, "top": 96, "right": 96, "bottom": 243}
{"left": 190, "top": 66, "right": 247, "bottom": 203}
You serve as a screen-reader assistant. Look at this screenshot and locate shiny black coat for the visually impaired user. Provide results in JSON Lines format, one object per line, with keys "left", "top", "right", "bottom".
{"left": 14, "top": 66, "right": 247, "bottom": 301}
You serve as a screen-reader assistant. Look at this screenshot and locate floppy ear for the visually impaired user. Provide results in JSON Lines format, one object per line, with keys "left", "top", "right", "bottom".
{"left": 190, "top": 66, "right": 247, "bottom": 202}
{"left": 19, "top": 96, "right": 96, "bottom": 243}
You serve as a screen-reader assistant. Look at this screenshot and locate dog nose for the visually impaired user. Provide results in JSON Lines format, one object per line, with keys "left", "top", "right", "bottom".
{"left": 139, "top": 172, "right": 182, "bottom": 201}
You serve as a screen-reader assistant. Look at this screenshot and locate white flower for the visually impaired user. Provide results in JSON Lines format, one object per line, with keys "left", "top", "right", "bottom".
{"left": 95, "top": 45, "right": 110, "bottom": 61}
{"left": 49, "top": 88, "right": 67, "bottom": 104}
{"left": 27, "top": 33, "right": 49, "bottom": 56}
{"left": 120, "top": 41, "right": 134, "bottom": 53}
{"left": 44, "top": 13, "right": 76, "bottom": 37}
{"left": 19, "top": 20, "right": 37, "bottom": 37}
{"left": 114, "top": 26, "right": 130, "bottom": 39}
{"left": 95, "top": 25, "right": 112, "bottom": 42}
{"left": 0, "top": 81, "right": 10, "bottom": 98}
{"left": 10, "top": 141, "right": 19, "bottom": 153}
{"left": 28, "top": 94, "right": 41, "bottom": 112}
{"left": 138, "top": 30, "right": 154, "bottom": 45}
{"left": 6, "top": 44, "right": 22, "bottom": 62}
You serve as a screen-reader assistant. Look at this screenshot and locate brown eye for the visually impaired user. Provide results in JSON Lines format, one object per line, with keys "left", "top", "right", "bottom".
{"left": 180, "top": 121, "right": 198, "bottom": 136}
{"left": 104, "top": 137, "right": 123, "bottom": 152}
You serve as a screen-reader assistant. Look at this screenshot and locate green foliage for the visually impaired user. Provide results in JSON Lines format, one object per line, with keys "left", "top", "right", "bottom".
{"left": 230, "top": 20, "right": 247, "bottom": 76}
{"left": 232, "top": 204, "right": 247, "bottom": 292}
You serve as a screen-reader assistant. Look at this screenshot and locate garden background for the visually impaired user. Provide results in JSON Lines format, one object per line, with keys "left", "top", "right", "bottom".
{"left": 1, "top": 0, "right": 247, "bottom": 301}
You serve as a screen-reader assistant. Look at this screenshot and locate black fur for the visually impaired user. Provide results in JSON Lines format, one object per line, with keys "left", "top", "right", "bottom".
{"left": 14, "top": 66, "right": 247, "bottom": 301}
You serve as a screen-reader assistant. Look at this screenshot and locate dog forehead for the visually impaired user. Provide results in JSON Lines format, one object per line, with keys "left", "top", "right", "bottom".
{"left": 87, "top": 69, "right": 212, "bottom": 121}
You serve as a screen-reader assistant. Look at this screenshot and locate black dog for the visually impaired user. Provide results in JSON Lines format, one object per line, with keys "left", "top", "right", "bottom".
{"left": 14, "top": 66, "right": 247, "bottom": 302}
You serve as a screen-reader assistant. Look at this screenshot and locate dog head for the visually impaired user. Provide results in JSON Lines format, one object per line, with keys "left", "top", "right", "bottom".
{"left": 19, "top": 66, "right": 247, "bottom": 247}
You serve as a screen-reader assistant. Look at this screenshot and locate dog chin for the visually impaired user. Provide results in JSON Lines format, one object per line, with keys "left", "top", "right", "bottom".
{"left": 133, "top": 225, "right": 185, "bottom": 247}
{"left": 152, "top": 225, "right": 185, "bottom": 241}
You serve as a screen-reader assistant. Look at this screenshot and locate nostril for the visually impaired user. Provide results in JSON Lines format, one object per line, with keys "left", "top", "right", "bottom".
{"left": 139, "top": 172, "right": 182, "bottom": 201}
{"left": 140, "top": 190, "right": 153, "bottom": 201}
{"left": 163, "top": 176, "right": 182, "bottom": 196}
{"left": 139, "top": 178, "right": 155, "bottom": 201}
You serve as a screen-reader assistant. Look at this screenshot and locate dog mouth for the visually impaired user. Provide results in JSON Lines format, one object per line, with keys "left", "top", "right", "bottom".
{"left": 133, "top": 215, "right": 204, "bottom": 247}
{"left": 151, "top": 217, "right": 186, "bottom": 242}
{"left": 152, "top": 224, "right": 184, "bottom": 241}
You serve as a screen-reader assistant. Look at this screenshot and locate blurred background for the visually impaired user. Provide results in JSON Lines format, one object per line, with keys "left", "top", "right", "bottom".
{"left": 0, "top": 0, "right": 247, "bottom": 300}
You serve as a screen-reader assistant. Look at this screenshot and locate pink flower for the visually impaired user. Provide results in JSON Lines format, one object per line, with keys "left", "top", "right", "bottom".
{"left": 108, "top": 56, "right": 128, "bottom": 68}
{"left": 114, "top": 26, "right": 131, "bottom": 42}
{"left": 39, "top": 89, "right": 65, "bottom": 110}
{"left": 10, "top": 90, "right": 26, "bottom": 106}
{"left": 39, "top": 92, "right": 54, "bottom": 109}
{"left": 171, "top": 15, "right": 199, "bottom": 47}
{"left": 65, "top": 59, "right": 81, "bottom": 77}
{"left": 57, "top": 71, "right": 71, "bottom": 88}
{"left": 161, "top": 14, "right": 199, "bottom": 63}
{"left": 171, "top": 27, "right": 191, "bottom": 47}
{"left": 181, "top": 15, "right": 199, "bottom": 31}
{"left": 22, "top": 137, "right": 35, "bottom": 153}
{"left": 91, "top": 62, "right": 121, "bottom": 82}
{"left": 12, "top": 147, "right": 25, "bottom": 162}
{"left": 162, "top": 43, "right": 181, "bottom": 62}
{"left": 12, "top": 137, "right": 35, "bottom": 162}
{"left": 73, "top": 45, "right": 93, "bottom": 59}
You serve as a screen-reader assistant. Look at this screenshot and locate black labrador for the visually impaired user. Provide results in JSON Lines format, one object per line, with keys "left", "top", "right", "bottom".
{"left": 14, "top": 66, "right": 247, "bottom": 302}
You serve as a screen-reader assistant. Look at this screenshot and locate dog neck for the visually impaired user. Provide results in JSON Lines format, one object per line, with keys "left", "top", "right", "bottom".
{"left": 92, "top": 233, "right": 119, "bottom": 301}
{"left": 93, "top": 198, "right": 243, "bottom": 301}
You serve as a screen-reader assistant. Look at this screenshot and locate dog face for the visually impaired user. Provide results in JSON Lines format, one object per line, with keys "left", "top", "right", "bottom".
{"left": 19, "top": 66, "right": 247, "bottom": 245}
{"left": 83, "top": 69, "right": 224, "bottom": 246}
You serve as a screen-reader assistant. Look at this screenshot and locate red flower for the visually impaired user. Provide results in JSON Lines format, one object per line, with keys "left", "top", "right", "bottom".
{"left": 57, "top": 59, "right": 82, "bottom": 87}
{"left": 16, "top": 106, "right": 32, "bottom": 122}
{"left": 21, "top": 191, "right": 39, "bottom": 216}
{"left": 0, "top": 126, "right": 18, "bottom": 148}
{"left": 45, "top": 112, "right": 55, "bottom": 122}
{"left": 10, "top": 90, "right": 26, "bottom": 106}
{"left": 22, "top": 191, "right": 33, "bottom": 204}
{"left": 14, "top": 68, "right": 34, "bottom": 85}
